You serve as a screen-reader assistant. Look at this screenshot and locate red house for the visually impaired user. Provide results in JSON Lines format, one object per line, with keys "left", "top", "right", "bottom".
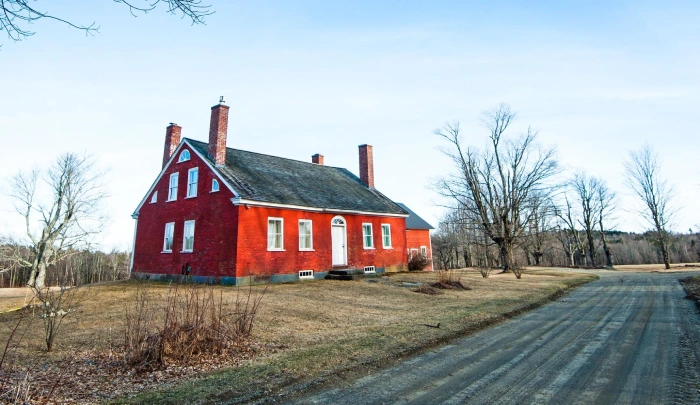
{"left": 397, "top": 203, "right": 435, "bottom": 271}
{"left": 130, "top": 99, "right": 433, "bottom": 284}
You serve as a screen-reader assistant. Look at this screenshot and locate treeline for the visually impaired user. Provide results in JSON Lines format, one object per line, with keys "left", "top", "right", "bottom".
{"left": 432, "top": 226, "right": 700, "bottom": 271}
{"left": 0, "top": 244, "right": 130, "bottom": 288}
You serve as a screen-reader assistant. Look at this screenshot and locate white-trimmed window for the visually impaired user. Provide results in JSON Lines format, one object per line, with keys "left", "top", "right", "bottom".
{"left": 299, "top": 220, "right": 313, "bottom": 250}
{"left": 421, "top": 246, "right": 427, "bottom": 256}
{"left": 163, "top": 222, "right": 174, "bottom": 252}
{"left": 186, "top": 168, "right": 198, "bottom": 198}
{"left": 182, "top": 220, "right": 195, "bottom": 252}
{"left": 150, "top": 191, "right": 158, "bottom": 204}
{"left": 178, "top": 150, "right": 190, "bottom": 162}
{"left": 268, "top": 218, "right": 284, "bottom": 250}
{"left": 299, "top": 270, "right": 314, "bottom": 280}
{"left": 168, "top": 173, "right": 178, "bottom": 201}
{"left": 382, "top": 224, "right": 392, "bottom": 248}
{"left": 211, "top": 178, "right": 219, "bottom": 192}
{"left": 362, "top": 223, "right": 374, "bottom": 249}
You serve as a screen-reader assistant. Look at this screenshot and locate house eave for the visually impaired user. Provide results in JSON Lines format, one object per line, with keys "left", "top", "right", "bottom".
{"left": 231, "top": 198, "right": 409, "bottom": 218}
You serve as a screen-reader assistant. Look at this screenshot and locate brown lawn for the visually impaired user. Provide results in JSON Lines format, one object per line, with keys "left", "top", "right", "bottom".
{"left": 0, "top": 269, "right": 596, "bottom": 404}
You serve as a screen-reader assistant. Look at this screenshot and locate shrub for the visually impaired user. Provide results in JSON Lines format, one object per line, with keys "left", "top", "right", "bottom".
{"left": 408, "top": 254, "right": 430, "bottom": 271}
{"left": 123, "top": 281, "right": 266, "bottom": 372}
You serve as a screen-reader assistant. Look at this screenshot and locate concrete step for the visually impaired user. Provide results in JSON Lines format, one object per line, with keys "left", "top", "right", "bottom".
{"left": 329, "top": 268, "right": 365, "bottom": 276}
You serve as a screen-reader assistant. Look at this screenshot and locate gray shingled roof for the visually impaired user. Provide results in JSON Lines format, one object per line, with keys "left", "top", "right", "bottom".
{"left": 395, "top": 203, "right": 434, "bottom": 230}
{"left": 186, "top": 138, "right": 408, "bottom": 216}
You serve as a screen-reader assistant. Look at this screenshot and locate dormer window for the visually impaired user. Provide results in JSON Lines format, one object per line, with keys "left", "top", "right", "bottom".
{"left": 211, "top": 179, "right": 219, "bottom": 192}
{"left": 178, "top": 150, "right": 190, "bottom": 162}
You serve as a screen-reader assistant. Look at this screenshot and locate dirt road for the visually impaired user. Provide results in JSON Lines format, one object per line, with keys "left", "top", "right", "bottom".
{"left": 292, "top": 271, "right": 700, "bottom": 404}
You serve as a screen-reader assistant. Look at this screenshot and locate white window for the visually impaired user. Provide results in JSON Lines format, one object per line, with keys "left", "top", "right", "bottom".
{"left": 211, "top": 178, "right": 219, "bottom": 192}
{"left": 168, "top": 173, "right": 178, "bottom": 201}
{"left": 299, "top": 270, "right": 314, "bottom": 280}
{"left": 421, "top": 246, "right": 427, "bottom": 256}
{"left": 382, "top": 224, "right": 392, "bottom": 248}
{"left": 178, "top": 150, "right": 190, "bottom": 162}
{"left": 268, "top": 218, "right": 284, "bottom": 250}
{"left": 163, "top": 222, "right": 174, "bottom": 252}
{"left": 150, "top": 191, "right": 158, "bottom": 204}
{"left": 299, "top": 220, "right": 313, "bottom": 250}
{"left": 362, "top": 223, "right": 374, "bottom": 249}
{"left": 182, "top": 220, "right": 195, "bottom": 252}
{"left": 186, "top": 168, "right": 198, "bottom": 198}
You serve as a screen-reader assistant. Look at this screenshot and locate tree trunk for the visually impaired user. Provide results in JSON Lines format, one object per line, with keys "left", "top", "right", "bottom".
{"left": 598, "top": 222, "right": 614, "bottom": 268}
{"left": 586, "top": 231, "right": 596, "bottom": 267}
{"left": 499, "top": 243, "right": 513, "bottom": 273}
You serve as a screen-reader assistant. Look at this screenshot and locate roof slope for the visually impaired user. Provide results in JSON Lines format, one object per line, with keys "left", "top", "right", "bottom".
{"left": 395, "top": 203, "right": 434, "bottom": 230}
{"left": 186, "top": 139, "right": 407, "bottom": 216}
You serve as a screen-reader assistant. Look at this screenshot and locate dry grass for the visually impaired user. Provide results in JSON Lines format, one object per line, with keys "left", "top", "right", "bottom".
{"left": 0, "top": 269, "right": 596, "bottom": 404}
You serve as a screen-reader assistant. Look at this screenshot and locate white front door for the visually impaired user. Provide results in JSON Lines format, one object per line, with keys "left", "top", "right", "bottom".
{"left": 331, "top": 224, "right": 347, "bottom": 266}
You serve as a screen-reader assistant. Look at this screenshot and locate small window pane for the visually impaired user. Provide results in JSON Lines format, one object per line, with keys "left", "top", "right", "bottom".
{"left": 211, "top": 179, "right": 219, "bottom": 192}
{"left": 382, "top": 224, "right": 391, "bottom": 248}
{"left": 187, "top": 168, "right": 198, "bottom": 198}
{"left": 299, "top": 220, "right": 312, "bottom": 250}
{"left": 362, "top": 224, "right": 373, "bottom": 248}
{"left": 268, "top": 219, "right": 283, "bottom": 250}
{"left": 168, "top": 173, "right": 178, "bottom": 201}
{"left": 183, "top": 221, "right": 195, "bottom": 251}
{"left": 163, "top": 223, "right": 174, "bottom": 252}
{"left": 150, "top": 191, "right": 158, "bottom": 203}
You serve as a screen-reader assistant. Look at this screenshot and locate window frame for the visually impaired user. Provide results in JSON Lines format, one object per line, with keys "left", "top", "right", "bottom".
{"left": 150, "top": 190, "right": 158, "bottom": 204}
{"left": 298, "top": 219, "right": 313, "bottom": 251}
{"left": 162, "top": 222, "right": 175, "bottom": 253}
{"left": 167, "top": 173, "right": 179, "bottom": 201}
{"left": 182, "top": 220, "right": 195, "bottom": 253}
{"left": 186, "top": 167, "right": 198, "bottom": 198}
{"left": 178, "top": 149, "right": 190, "bottom": 162}
{"left": 381, "top": 224, "right": 392, "bottom": 249}
{"left": 211, "top": 178, "right": 219, "bottom": 193}
{"left": 267, "top": 217, "right": 284, "bottom": 251}
{"left": 362, "top": 223, "right": 374, "bottom": 249}
{"left": 420, "top": 246, "right": 427, "bottom": 256}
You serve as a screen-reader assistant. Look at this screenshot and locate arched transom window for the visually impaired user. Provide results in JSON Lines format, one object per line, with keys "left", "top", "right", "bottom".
{"left": 178, "top": 150, "right": 191, "bottom": 162}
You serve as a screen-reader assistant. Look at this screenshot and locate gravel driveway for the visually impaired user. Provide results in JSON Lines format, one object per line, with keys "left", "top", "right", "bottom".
{"left": 292, "top": 271, "right": 700, "bottom": 404}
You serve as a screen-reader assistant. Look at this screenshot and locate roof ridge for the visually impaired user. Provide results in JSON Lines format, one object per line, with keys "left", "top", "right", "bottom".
{"left": 183, "top": 137, "right": 347, "bottom": 170}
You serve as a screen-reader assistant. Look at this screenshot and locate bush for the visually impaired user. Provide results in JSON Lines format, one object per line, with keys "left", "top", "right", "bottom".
{"left": 123, "top": 281, "right": 266, "bottom": 372}
{"left": 408, "top": 254, "right": 430, "bottom": 271}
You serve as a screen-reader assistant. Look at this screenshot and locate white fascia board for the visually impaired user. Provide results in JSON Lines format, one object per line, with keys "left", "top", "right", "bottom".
{"left": 231, "top": 197, "right": 409, "bottom": 218}
{"left": 131, "top": 139, "right": 240, "bottom": 216}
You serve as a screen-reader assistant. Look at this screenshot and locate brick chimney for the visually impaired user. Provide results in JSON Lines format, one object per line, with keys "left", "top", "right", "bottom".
{"left": 208, "top": 96, "right": 230, "bottom": 166}
{"left": 312, "top": 153, "right": 324, "bottom": 165}
{"left": 358, "top": 144, "right": 374, "bottom": 188}
{"left": 163, "top": 123, "right": 181, "bottom": 168}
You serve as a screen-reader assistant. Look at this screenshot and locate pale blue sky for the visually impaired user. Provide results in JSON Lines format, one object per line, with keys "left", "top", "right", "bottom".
{"left": 1, "top": 1, "right": 699, "bottom": 249}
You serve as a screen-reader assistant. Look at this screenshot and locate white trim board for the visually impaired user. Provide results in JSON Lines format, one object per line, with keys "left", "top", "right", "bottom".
{"left": 231, "top": 198, "right": 409, "bottom": 218}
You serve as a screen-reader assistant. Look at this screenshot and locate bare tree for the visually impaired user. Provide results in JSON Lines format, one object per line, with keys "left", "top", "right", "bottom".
{"left": 5, "top": 153, "right": 107, "bottom": 288}
{"left": 624, "top": 145, "right": 675, "bottom": 269}
{"left": 436, "top": 104, "right": 559, "bottom": 278}
{"left": 596, "top": 181, "right": 616, "bottom": 268}
{"left": 555, "top": 195, "right": 585, "bottom": 267}
{"left": 571, "top": 172, "right": 601, "bottom": 267}
{"left": 522, "top": 193, "right": 556, "bottom": 266}
{"left": 1, "top": 0, "right": 212, "bottom": 43}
